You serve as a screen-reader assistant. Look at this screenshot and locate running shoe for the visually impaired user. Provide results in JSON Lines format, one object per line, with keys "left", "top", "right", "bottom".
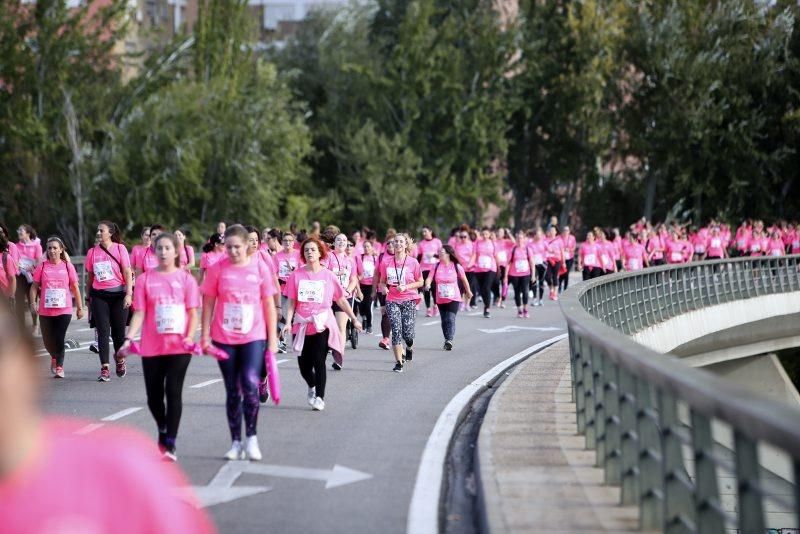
{"left": 89, "top": 342, "right": 99, "bottom": 354}
{"left": 483, "top": 310, "right": 491, "bottom": 318}
{"left": 332, "top": 362, "right": 342, "bottom": 371}
{"left": 162, "top": 449, "right": 178, "bottom": 462}
{"left": 307, "top": 387, "right": 316, "bottom": 406}
{"left": 311, "top": 397, "right": 325, "bottom": 411}
{"left": 517, "top": 310, "right": 523, "bottom": 318}
{"left": 224, "top": 440, "right": 244, "bottom": 461}
{"left": 392, "top": 362, "right": 403, "bottom": 373}
{"left": 379, "top": 338, "right": 390, "bottom": 350}
{"left": 54, "top": 366, "right": 65, "bottom": 379}
{"left": 405, "top": 347, "right": 413, "bottom": 361}
{"left": 537, "top": 299, "right": 543, "bottom": 307}
{"left": 277, "top": 340, "right": 287, "bottom": 354}
{"left": 366, "top": 326, "right": 373, "bottom": 334}
{"left": 258, "top": 379, "right": 270, "bottom": 403}
{"left": 245, "top": 436, "right": 262, "bottom": 461}
{"left": 553, "top": 294, "right": 559, "bottom": 301}
{"left": 50, "top": 357, "right": 57, "bottom": 375}
{"left": 425, "top": 308, "right": 433, "bottom": 317}
{"left": 98, "top": 367, "right": 110, "bottom": 382}
{"left": 444, "top": 340, "right": 453, "bottom": 351}
{"left": 114, "top": 354, "right": 127, "bottom": 378}
{"left": 499, "top": 301, "right": 505, "bottom": 309}
{"left": 523, "top": 309, "right": 530, "bottom": 318}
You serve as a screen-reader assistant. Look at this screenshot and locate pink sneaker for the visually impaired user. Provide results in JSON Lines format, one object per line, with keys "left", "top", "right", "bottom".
{"left": 523, "top": 309, "right": 530, "bottom": 318}
{"left": 425, "top": 308, "right": 433, "bottom": 317}
{"left": 517, "top": 310, "right": 523, "bottom": 318}
{"left": 50, "top": 357, "right": 57, "bottom": 375}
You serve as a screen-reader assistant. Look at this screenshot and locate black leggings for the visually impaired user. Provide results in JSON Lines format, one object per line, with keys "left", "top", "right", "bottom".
{"left": 15, "top": 275, "right": 36, "bottom": 328}
{"left": 474, "top": 271, "right": 496, "bottom": 310}
{"left": 378, "top": 292, "right": 390, "bottom": 338}
{"left": 421, "top": 270, "right": 433, "bottom": 308}
{"left": 298, "top": 330, "right": 329, "bottom": 399}
{"left": 582, "top": 266, "right": 602, "bottom": 280}
{"left": 141, "top": 355, "right": 191, "bottom": 443}
{"left": 509, "top": 275, "right": 531, "bottom": 307}
{"left": 40, "top": 314, "right": 72, "bottom": 366}
{"left": 90, "top": 288, "right": 128, "bottom": 365}
{"left": 359, "top": 284, "right": 373, "bottom": 329}
{"left": 437, "top": 301, "right": 459, "bottom": 341}
{"left": 532, "top": 264, "right": 546, "bottom": 299}
{"left": 558, "top": 259, "right": 574, "bottom": 291}
{"left": 545, "top": 262, "right": 560, "bottom": 289}
{"left": 492, "top": 266, "right": 507, "bottom": 301}
{"left": 467, "top": 272, "right": 479, "bottom": 307}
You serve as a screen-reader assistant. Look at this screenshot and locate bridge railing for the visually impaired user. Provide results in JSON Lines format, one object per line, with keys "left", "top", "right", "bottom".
{"left": 560, "top": 255, "right": 800, "bottom": 532}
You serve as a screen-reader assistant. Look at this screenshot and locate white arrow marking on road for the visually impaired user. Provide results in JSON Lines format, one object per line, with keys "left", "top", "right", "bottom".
{"left": 183, "top": 462, "right": 271, "bottom": 509}
{"left": 74, "top": 423, "right": 104, "bottom": 435}
{"left": 477, "top": 325, "right": 563, "bottom": 334}
{"left": 243, "top": 463, "right": 373, "bottom": 489}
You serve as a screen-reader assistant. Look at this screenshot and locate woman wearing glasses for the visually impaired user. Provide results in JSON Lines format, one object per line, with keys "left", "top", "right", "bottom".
{"left": 324, "top": 233, "right": 359, "bottom": 370}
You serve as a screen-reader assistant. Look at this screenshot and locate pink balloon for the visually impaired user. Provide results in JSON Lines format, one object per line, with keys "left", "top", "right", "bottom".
{"left": 264, "top": 349, "right": 281, "bottom": 405}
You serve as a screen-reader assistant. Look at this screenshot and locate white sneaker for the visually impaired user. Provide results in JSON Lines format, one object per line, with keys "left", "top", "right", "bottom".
{"left": 312, "top": 397, "right": 325, "bottom": 411}
{"left": 245, "top": 436, "right": 262, "bottom": 461}
{"left": 224, "top": 440, "right": 244, "bottom": 461}
{"left": 307, "top": 387, "right": 316, "bottom": 406}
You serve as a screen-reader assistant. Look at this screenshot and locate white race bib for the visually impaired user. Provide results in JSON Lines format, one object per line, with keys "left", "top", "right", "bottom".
{"left": 44, "top": 288, "right": 67, "bottom": 309}
{"left": 477, "top": 256, "right": 493, "bottom": 269}
{"left": 737, "top": 239, "right": 747, "bottom": 248}
{"left": 297, "top": 280, "right": 325, "bottom": 303}
{"left": 694, "top": 245, "right": 705, "bottom": 253}
{"left": 628, "top": 258, "right": 641, "bottom": 270}
{"left": 584, "top": 254, "right": 596, "bottom": 266}
{"left": 155, "top": 304, "right": 186, "bottom": 335}
{"left": 792, "top": 240, "right": 799, "bottom": 249}
{"left": 497, "top": 251, "right": 507, "bottom": 263}
{"left": 278, "top": 261, "right": 293, "bottom": 278}
{"left": 533, "top": 254, "right": 544, "bottom": 265}
{"left": 93, "top": 261, "right": 115, "bottom": 282}
{"left": 223, "top": 303, "right": 254, "bottom": 334}
{"left": 386, "top": 268, "right": 401, "bottom": 286}
{"left": 711, "top": 239, "right": 721, "bottom": 249}
{"left": 437, "top": 283, "right": 457, "bottom": 299}
{"left": 19, "top": 257, "right": 35, "bottom": 271}
{"left": 751, "top": 244, "right": 761, "bottom": 252}
{"left": 771, "top": 250, "right": 782, "bottom": 257}
{"left": 422, "top": 252, "right": 436, "bottom": 264}
{"left": 671, "top": 252, "right": 683, "bottom": 262}
{"left": 514, "top": 259, "right": 530, "bottom": 273}
{"left": 362, "top": 262, "right": 375, "bottom": 278}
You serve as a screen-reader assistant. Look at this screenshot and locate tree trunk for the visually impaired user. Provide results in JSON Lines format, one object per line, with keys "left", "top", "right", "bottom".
{"left": 643, "top": 168, "right": 657, "bottom": 221}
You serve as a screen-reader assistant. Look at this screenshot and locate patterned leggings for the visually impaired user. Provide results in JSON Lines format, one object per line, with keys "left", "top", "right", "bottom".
{"left": 215, "top": 339, "right": 266, "bottom": 442}
{"left": 386, "top": 300, "right": 416, "bottom": 347}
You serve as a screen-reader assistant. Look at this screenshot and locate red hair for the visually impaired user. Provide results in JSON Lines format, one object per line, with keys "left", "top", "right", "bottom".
{"left": 299, "top": 236, "right": 328, "bottom": 264}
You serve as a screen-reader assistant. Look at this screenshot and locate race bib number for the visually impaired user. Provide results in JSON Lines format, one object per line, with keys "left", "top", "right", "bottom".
{"left": 628, "top": 258, "right": 641, "bottom": 270}
{"left": 422, "top": 253, "right": 436, "bottom": 264}
{"left": 336, "top": 271, "right": 350, "bottom": 289}
{"left": 671, "top": 252, "right": 683, "bottom": 262}
{"left": 584, "top": 254, "right": 596, "bottom": 266}
{"left": 386, "top": 268, "right": 401, "bottom": 286}
{"left": 711, "top": 239, "right": 721, "bottom": 249}
{"left": 751, "top": 245, "right": 761, "bottom": 252}
{"left": 155, "top": 304, "right": 186, "bottom": 335}
{"left": 93, "top": 261, "right": 115, "bottom": 282}
{"left": 297, "top": 280, "right": 325, "bottom": 303}
{"left": 533, "top": 254, "right": 544, "bottom": 265}
{"left": 497, "top": 251, "right": 507, "bottom": 263}
{"left": 223, "top": 303, "right": 254, "bottom": 334}
{"left": 477, "top": 256, "right": 493, "bottom": 269}
{"left": 278, "top": 261, "right": 293, "bottom": 278}
{"left": 514, "top": 259, "right": 530, "bottom": 273}
{"left": 694, "top": 245, "right": 705, "bottom": 253}
{"left": 44, "top": 288, "right": 67, "bottom": 309}
{"left": 792, "top": 240, "right": 799, "bottom": 249}
{"left": 771, "top": 250, "right": 782, "bottom": 257}
{"left": 362, "top": 262, "right": 375, "bottom": 278}
{"left": 437, "top": 283, "right": 457, "bottom": 299}
{"left": 19, "top": 257, "right": 35, "bottom": 271}
{"left": 737, "top": 239, "right": 746, "bottom": 248}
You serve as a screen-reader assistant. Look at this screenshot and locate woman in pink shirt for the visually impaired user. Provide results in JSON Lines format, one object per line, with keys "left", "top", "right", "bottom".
{"left": 424, "top": 244, "right": 472, "bottom": 350}
{"left": 646, "top": 230, "right": 665, "bottom": 266}
{"left": 595, "top": 229, "right": 617, "bottom": 274}
{"left": 558, "top": 226, "right": 577, "bottom": 293}
{"left": 417, "top": 226, "right": 443, "bottom": 317}
{"left": 544, "top": 227, "right": 565, "bottom": 301}
{"left": 0, "top": 298, "right": 216, "bottom": 534}
{"left": 503, "top": 231, "right": 534, "bottom": 318}
{"left": 175, "top": 229, "right": 196, "bottom": 269}
{"left": 30, "top": 237, "right": 84, "bottom": 379}
{"left": 136, "top": 224, "right": 165, "bottom": 277}
{"left": 748, "top": 229, "right": 768, "bottom": 256}
{"left": 0, "top": 232, "right": 17, "bottom": 299}
{"left": 121, "top": 233, "right": 200, "bottom": 461}
{"left": 15, "top": 224, "right": 42, "bottom": 331}
{"left": 622, "top": 233, "right": 648, "bottom": 271}
{"left": 357, "top": 240, "right": 378, "bottom": 334}
{"left": 201, "top": 224, "right": 278, "bottom": 461}
{"left": 198, "top": 233, "right": 225, "bottom": 284}
{"left": 705, "top": 226, "right": 727, "bottom": 260}
{"left": 85, "top": 220, "right": 133, "bottom": 382}
{"left": 453, "top": 227, "right": 474, "bottom": 310}
{"left": 470, "top": 227, "right": 499, "bottom": 318}
{"left": 377, "top": 233, "right": 423, "bottom": 373}
{"left": 790, "top": 224, "right": 800, "bottom": 255}
{"left": 734, "top": 221, "right": 752, "bottom": 257}
{"left": 665, "top": 231, "right": 689, "bottom": 264}
{"left": 578, "top": 231, "right": 602, "bottom": 280}
{"left": 325, "top": 233, "right": 359, "bottom": 369}
{"left": 767, "top": 230, "right": 786, "bottom": 257}
{"left": 492, "top": 228, "right": 514, "bottom": 309}
{"left": 528, "top": 229, "right": 547, "bottom": 306}
{"left": 130, "top": 227, "right": 151, "bottom": 274}
{"left": 373, "top": 238, "right": 396, "bottom": 349}
{"left": 283, "top": 237, "right": 362, "bottom": 411}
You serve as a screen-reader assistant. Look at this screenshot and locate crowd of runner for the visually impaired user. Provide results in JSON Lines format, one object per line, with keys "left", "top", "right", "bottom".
{"left": 0, "top": 216, "right": 797, "bottom": 464}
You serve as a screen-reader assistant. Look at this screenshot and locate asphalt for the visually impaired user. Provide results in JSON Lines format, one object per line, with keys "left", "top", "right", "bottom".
{"left": 38, "top": 299, "right": 567, "bottom": 534}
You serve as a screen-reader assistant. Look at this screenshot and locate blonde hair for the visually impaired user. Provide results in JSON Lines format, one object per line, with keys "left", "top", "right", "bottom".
{"left": 393, "top": 233, "right": 415, "bottom": 255}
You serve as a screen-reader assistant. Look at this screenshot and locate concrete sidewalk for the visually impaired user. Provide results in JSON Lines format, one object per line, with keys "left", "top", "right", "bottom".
{"left": 477, "top": 340, "right": 640, "bottom": 533}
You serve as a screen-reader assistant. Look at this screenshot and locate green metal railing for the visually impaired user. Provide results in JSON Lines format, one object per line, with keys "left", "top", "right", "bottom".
{"left": 560, "top": 255, "right": 800, "bottom": 533}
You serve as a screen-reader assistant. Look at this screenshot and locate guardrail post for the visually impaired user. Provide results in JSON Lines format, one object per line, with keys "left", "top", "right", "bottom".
{"left": 690, "top": 411, "right": 725, "bottom": 534}
{"left": 593, "top": 349, "right": 606, "bottom": 466}
{"left": 734, "top": 431, "right": 764, "bottom": 533}
{"left": 568, "top": 328, "right": 577, "bottom": 404}
{"left": 603, "top": 357, "right": 621, "bottom": 485}
{"left": 660, "top": 393, "right": 695, "bottom": 532}
{"left": 637, "top": 381, "right": 662, "bottom": 529}
{"left": 619, "top": 368, "right": 639, "bottom": 505}
{"left": 583, "top": 343, "right": 597, "bottom": 449}
{"left": 574, "top": 334, "right": 587, "bottom": 434}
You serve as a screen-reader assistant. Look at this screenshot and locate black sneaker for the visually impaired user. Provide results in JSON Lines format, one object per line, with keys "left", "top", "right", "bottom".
{"left": 444, "top": 340, "right": 453, "bottom": 351}
{"left": 392, "top": 362, "right": 403, "bottom": 373}
{"left": 332, "top": 362, "right": 342, "bottom": 371}
{"left": 483, "top": 310, "right": 491, "bottom": 318}
{"left": 405, "top": 347, "right": 413, "bottom": 361}
{"left": 89, "top": 343, "right": 99, "bottom": 354}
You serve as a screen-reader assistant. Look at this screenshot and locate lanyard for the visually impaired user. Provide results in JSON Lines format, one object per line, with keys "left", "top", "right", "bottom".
{"left": 393, "top": 256, "right": 408, "bottom": 286}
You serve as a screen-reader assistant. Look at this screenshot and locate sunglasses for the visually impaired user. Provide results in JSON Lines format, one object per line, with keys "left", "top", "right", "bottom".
{"left": 459, "top": 235, "right": 468, "bottom": 238}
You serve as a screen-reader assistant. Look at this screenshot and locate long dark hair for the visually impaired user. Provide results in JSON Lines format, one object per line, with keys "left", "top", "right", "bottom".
{"left": 98, "top": 220, "right": 123, "bottom": 244}
{"left": 440, "top": 244, "right": 461, "bottom": 268}
{"left": 153, "top": 233, "right": 181, "bottom": 268}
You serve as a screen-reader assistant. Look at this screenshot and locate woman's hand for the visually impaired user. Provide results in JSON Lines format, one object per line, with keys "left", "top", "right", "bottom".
{"left": 76, "top": 307, "right": 85, "bottom": 320}
{"left": 123, "top": 294, "right": 132, "bottom": 309}
{"left": 353, "top": 319, "right": 363, "bottom": 333}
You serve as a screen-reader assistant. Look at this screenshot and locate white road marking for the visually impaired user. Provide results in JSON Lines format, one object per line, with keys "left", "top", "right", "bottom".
{"left": 244, "top": 463, "right": 373, "bottom": 489}
{"left": 190, "top": 379, "right": 223, "bottom": 389}
{"left": 101, "top": 407, "right": 142, "bottom": 421}
{"left": 406, "top": 334, "right": 568, "bottom": 534}
{"left": 276, "top": 359, "right": 288, "bottom": 365}
{"left": 422, "top": 320, "right": 439, "bottom": 326}
{"left": 478, "top": 325, "right": 562, "bottom": 334}
{"left": 74, "top": 423, "right": 104, "bottom": 435}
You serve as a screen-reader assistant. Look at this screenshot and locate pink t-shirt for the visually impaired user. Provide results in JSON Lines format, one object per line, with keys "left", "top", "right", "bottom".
{"left": 284, "top": 267, "right": 344, "bottom": 335}
{"left": 706, "top": 236, "right": 726, "bottom": 258}
{"left": 179, "top": 245, "right": 196, "bottom": 268}
{"left": 623, "top": 243, "right": 647, "bottom": 271}
{"left": 528, "top": 240, "right": 546, "bottom": 265}
{"left": 561, "top": 235, "right": 577, "bottom": 260}
{"left": 495, "top": 239, "right": 513, "bottom": 267}
{"left": 749, "top": 236, "right": 768, "bottom": 255}
{"left": 141, "top": 247, "right": 159, "bottom": 273}
{"left": 417, "top": 238, "right": 443, "bottom": 271}
{"left": 666, "top": 241, "right": 687, "bottom": 264}
{"left": 275, "top": 249, "right": 301, "bottom": 282}
{"left": 133, "top": 269, "right": 200, "bottom": 356}
{"left": 357, "top": 254, "right": 378, "bottom": 286}
{"left": 370, "top": 241, "right": 383, "bottom": 255}
{"left": 767, "top": 238, "right": 785, "bottom": 257}
{"left": 579, "top": 242, "right": 601, "bottom": 268}
{"left": 0, "top": 417, "right": 215, "bottom": 534}
{"left": 85, "top": 243, "right": 130, "bottom": 290}
{"left": 324, "top": 251, "right": 357, "bottom": 291}
{"left": 472, "top": 239, "right": 498, "bottom": 273}
{"left": 453, "top": 240, "right": 474, "bottom": 272}
{"left": 646, "top": 236, "right": 664, "bottom": 260}
{"left": 15, "top": 241, "right": 42, "bottom": 272}
{"left": 200, "top": 251, "right": 224, "bottom": 271}
{"left": 200, "top": 256, "right": 277, "bottom": 345}
{"left": 691, "top": 234, "right": 707, "bottom": 254}
{"left": 33, "top": 261, "right": 78, "bottom": 317}
{"left": 432, "top": 262, "right": 465, "bottom": 304}
{"left": 507, "top": 245, "right": 533, "bottom": 277}
{"left": 130, "top": 244, "right": 148, "bottom": 271}
{"left": 599, "top": 241, "right": 615, "bottom": 271}
{"left": 545, "top": 237, "right": 564, "bottom": 264}
{"left": 735, "top": 227, "right": 752, "bottom": 251}
{"left": 380, "top": 255, "right": 422, "bottom": 303}
{"left": 790, "top": 232, "right": 800, "bottom": 254}
{"left": 0, "top": 251, "right": 18, "bottom": 296}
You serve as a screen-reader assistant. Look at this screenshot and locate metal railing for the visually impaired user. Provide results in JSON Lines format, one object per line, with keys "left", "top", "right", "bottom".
{"left": 560, "top": 255, "right": 800, "bottom": 532}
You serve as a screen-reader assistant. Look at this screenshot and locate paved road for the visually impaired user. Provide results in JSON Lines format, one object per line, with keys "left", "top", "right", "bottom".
{"left": 39, "top": 300, "right": 567, "bottom": 533}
